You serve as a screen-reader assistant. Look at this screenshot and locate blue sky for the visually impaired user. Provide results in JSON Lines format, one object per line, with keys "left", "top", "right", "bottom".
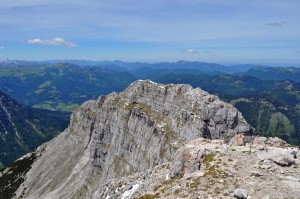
{"left": 0, "top": 0, "right": 299, "bottom": 65}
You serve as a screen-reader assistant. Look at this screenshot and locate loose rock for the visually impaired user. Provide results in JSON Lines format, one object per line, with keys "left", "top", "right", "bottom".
{"left": 234, "top": 188, "right": 248, "bottom": 199}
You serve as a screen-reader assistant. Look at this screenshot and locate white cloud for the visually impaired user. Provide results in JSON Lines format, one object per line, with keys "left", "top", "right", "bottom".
{"left": 185, "top": 49, "right": 212, "bottom": 54}
{"left": 28, "top": 37, "right": 77, "bottom": 47}
{"left": 0, "top": 46, "right": 4, "bottom": 49}
{"left": 186, "top": 49, "right": 198, "bottom": 54}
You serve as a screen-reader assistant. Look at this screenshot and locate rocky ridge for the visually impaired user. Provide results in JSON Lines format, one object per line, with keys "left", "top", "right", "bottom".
{"left": 98, "top": 135, "right": 300, "bottom": 199}
{"left": 4, "top": 80, "right": 254, "bottom": 198}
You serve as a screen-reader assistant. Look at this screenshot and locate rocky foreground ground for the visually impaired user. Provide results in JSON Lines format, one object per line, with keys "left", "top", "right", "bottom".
{"left": 98, "top": 135, "right": 300, "bottom": 199}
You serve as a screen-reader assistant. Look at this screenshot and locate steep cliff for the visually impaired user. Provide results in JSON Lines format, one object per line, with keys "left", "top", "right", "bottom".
{"left": 6, "top": 80, "right": 254, "bottom": 198}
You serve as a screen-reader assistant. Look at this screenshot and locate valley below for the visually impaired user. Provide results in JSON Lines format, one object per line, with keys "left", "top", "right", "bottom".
{"left": 0, "top": 61, "right": 300, "bottom": 145}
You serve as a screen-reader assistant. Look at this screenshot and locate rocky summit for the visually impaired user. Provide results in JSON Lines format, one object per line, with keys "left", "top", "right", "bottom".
{"left": 2, "top": 80, "right": 261, "bottom": 198}
{"left": 99, "top": 136, "right": 300, "bottom": 199}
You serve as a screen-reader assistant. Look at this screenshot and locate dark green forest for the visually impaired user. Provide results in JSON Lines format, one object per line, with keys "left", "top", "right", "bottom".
{"left": 0, "top": 62, "right": 299, "bottom": 166}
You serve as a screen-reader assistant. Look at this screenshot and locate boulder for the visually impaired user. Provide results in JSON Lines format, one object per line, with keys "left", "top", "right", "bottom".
{"left": 230, "top": 134, "right": 246, "bottom": 146}
{"left": 273, "top": 153, "right": 295, "bottom": 166}
{"left": 234, "top": 188, "right": 248, "bottom": 199}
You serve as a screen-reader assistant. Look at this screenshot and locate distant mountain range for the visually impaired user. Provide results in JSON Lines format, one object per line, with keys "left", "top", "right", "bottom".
{"left": 0, "top": 91, "right": 69, "bottom": 168}
{"left": 242, "top": 66, "right": 300, "bottom": 82}
{"left": 0, "top": 58, "right": 33, "bottom": 67}
{"left": 0, "top": 60, "right": 300, "bottom": 145}
{"left": 0, "top": 57, "right": 273, "bottom": 73}
{"left": 2, "top": 58, "right": 300, "bottom": 80}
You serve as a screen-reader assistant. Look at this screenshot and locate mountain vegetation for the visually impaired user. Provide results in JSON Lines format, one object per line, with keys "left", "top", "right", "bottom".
{"left": 0, "top": 63, "right": 136, "bottom": 112}
{"left": 243, "top": 66, "right": 300, "bottom": 82}
{"left": 0, "top": 91, "right": 69, "bottom": 168}
{"left": 0, "top": 61, "right": 300, "bottom": 146}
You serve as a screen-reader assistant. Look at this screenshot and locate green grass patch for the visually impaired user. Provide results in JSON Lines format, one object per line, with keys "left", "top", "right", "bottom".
{"left": 32, "top": 103, "right": 54, "bottom": 110}
{"left": 34, "top": 89, "right": 46, "bottom": 95}
{"left": 56, "top": 103, "right": 80, "bottom": 112}
{"left": 174, "top": 188, "right": 182, "bottom": 194}
{"left": 38, "top": 80, "right": 51, "bottom": 89}
{"left": 204, "top": 153, "right": 214, "bottom": 165}
{"left": 203, "top": 153, "right": 227, "bottom": 179}
{"left": 137, "top": 194, "right": 156, "bottom": 199}
{"left": 153, "top": 184, "right": 162, "bottom": 192}
{"left": 0, "top": 66, "right": 42, "bottom": 77}
{"left": 229, "top": 98, "right": 250, "bottom": 106}
{"left": 268, "top": 112, "right": 294, "bottom": 136}
{"left": 49, "top": 89, "right": 62, "bottom": 95}
{"left": 32, "top": 102, "right": 79, "bottom": 112}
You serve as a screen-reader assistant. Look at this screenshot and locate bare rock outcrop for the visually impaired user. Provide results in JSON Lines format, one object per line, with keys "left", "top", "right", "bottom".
{"left": 12, "top": 80, "right": 254, "bottom": 199}
{"left": 99, "top": 137, "right": 300, "bottom": 199}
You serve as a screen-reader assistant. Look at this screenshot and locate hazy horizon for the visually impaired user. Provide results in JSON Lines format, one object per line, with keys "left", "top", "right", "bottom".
{"left": 1, "top": 57, "right": 300, "bottom": 67}
{"left": 0, "top": 0, "right": 299, "bottom": 66}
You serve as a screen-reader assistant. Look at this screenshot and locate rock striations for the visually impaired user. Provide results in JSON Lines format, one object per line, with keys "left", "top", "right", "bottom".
{"left": 4, "top": 80, "right": 257, "bottom": 198}
{"left": 99, "top": 136, "right": 300, "bottom": 199}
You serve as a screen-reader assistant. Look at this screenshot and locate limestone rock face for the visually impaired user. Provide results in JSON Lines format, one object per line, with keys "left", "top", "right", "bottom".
{"left": 14, "top": 80, "right": 254, "bottom": 199}
{"left": 98, "top": 137, "right": 300, "bottom": 199}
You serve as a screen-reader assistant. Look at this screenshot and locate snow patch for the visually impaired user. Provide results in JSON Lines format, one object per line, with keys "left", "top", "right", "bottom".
{"left": 121, "top": 184, "right": 139, "bottom": 199}
{"left": 165, "top": 173, "right": 170, "bottom": 180}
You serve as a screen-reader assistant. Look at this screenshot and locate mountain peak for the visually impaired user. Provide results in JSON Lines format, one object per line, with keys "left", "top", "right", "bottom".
{"left": 3, "top": 80, "right": 255, "bottom": 198}
{"left": 0, "top": 58, "right": 32, "bottom": 67}
{"left": 0, "top": 58, "right": 16, "bottom": 65}
{"left": 0, "top": 57, "right": 10, "bottom": 62}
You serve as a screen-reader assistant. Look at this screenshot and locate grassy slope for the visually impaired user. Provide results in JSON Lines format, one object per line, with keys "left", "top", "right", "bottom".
{"left": 0, "top": 64, "right": 136, "bottom": 112}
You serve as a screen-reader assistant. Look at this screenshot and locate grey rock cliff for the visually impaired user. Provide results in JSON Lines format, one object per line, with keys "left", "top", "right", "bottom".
{"left": 98, "top": 136, "right": 300, "bottom": 199}
{"left": 14, "top": 80, "right": 254, "bottom": 199}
